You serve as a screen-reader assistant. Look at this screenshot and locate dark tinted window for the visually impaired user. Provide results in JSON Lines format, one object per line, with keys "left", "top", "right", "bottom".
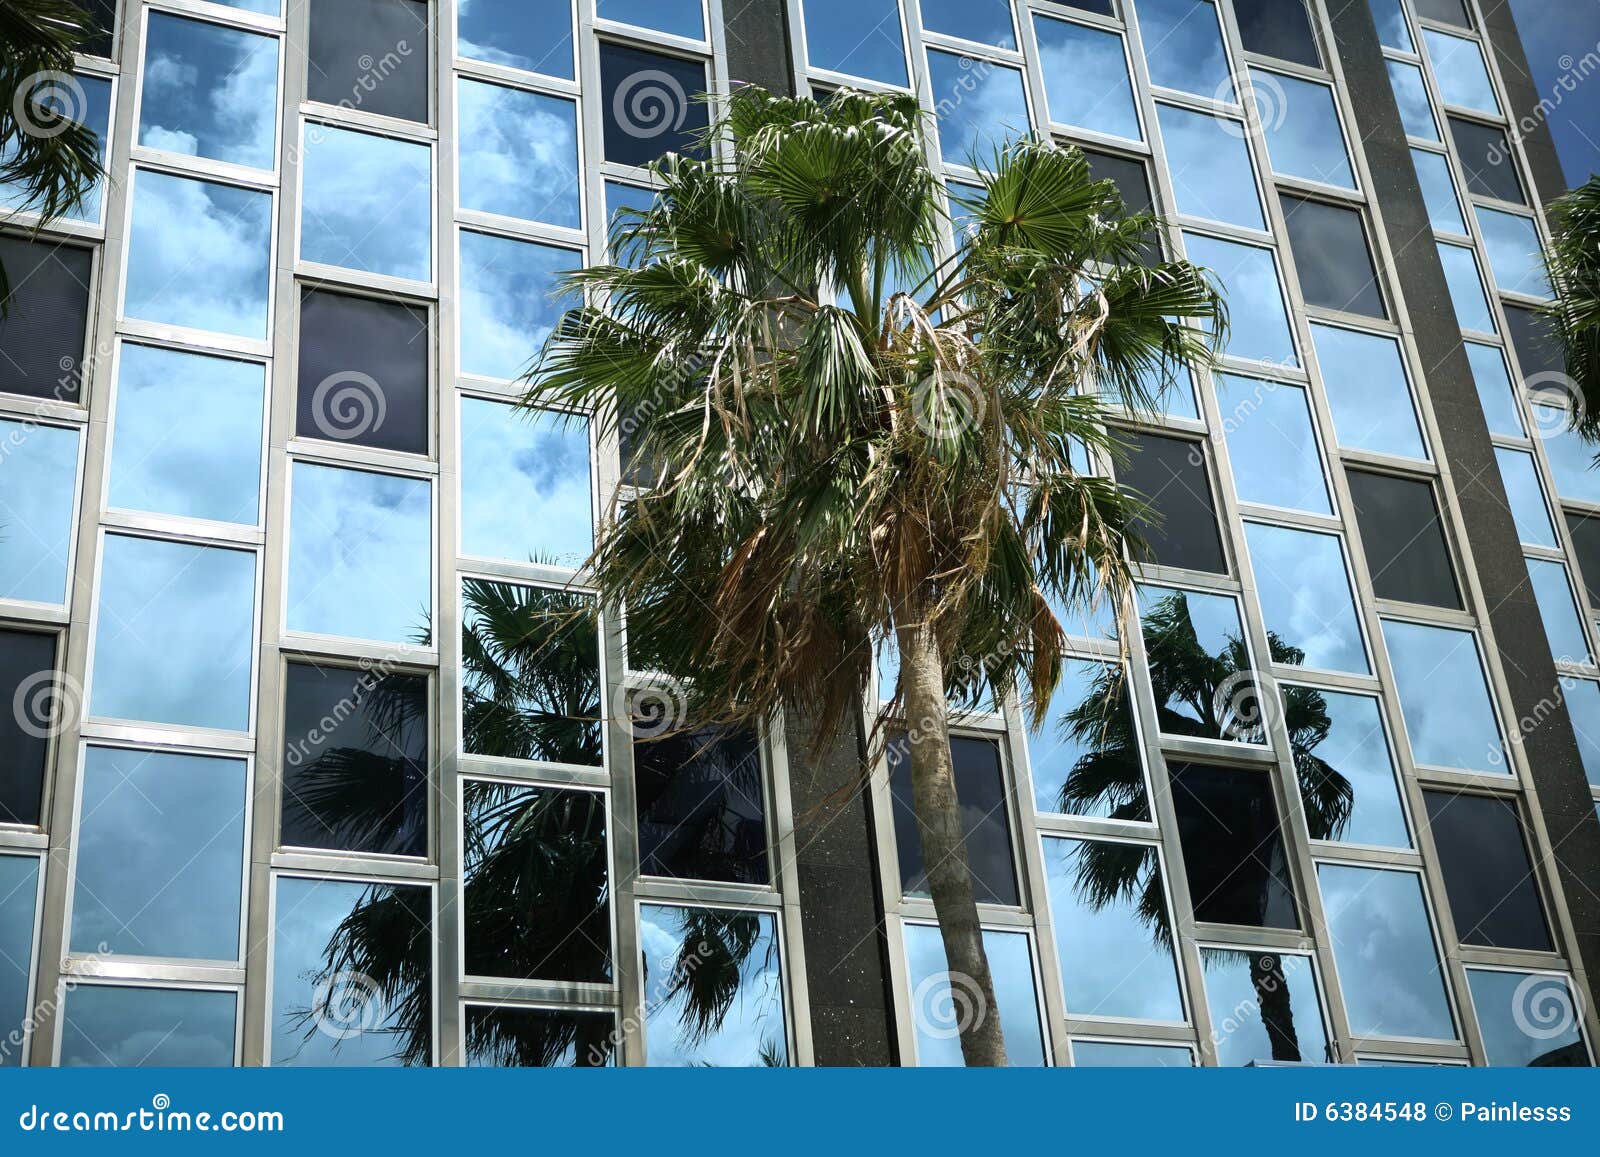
{"left": 1346, "top": 469, "right": 1461, "bottom": 608}
{"left": 599, "top": 42, "right": 709, "bottom": 168}
{"left": 1083, "top": 147, "right": 1160, "bottom": 262}
{"left": 1566, "top": 512, "right": 1600, "bottom": 609}
{"left": 890, "top": 734, "right": 1019, "bottom": 906}
{"left": 1281, "top": 196, "right": 1386, "bottom": 318}
{"left": 1119, "top": 431, "right": 1227, "bottom": 573}
{"left": 465, "top": 1005, "right": 617, "bottom": 1067}
{"left": 296, "top": 290, "right": 428, "bottom": 454}
{"left": 634, "top": 725, "right": 769, "bottom": 885}
{"left": 1170, "top": 762, "right": 1298, "bottom": 928}
{"left": 1060, "top": 0, "right": 1115, "bottom": 13}
{"left": 1447, "top": 116, "right": 1524, "bottom": 204}
{"left": 1503, "top": 302, "right": 1565, "bottom": 385}
{"left": 1424, "top": 790, "right": 1551, "bottom": 951}
{"left": 0, "top": 631, "right": 57, "bottom": 825}
{"left": 73, "top": 0, "right": 117, "bottom": 58}
{"left": 0, "top": 238, "right": 92, "bottom": 402}
{"left": 281, "top": 662, "right": 429, "bottom": 857}
{"left": 307, "top": 0, "right": 430, "bottom": 123}
{"left": 1230, "top": 0, "right": 1320, "bottom": 67}
{"left": 1413, "top": 0, "right": 1472, "bottom": 28}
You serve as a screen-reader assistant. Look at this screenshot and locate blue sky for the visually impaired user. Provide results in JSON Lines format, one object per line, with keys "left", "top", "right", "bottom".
{"left": 1507, "top": 0, "right": 1600, "bottom": 187}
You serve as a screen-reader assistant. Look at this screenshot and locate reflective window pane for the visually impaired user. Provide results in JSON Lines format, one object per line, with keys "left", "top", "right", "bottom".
{"left": 1504, "top": 302, "right": 1565, "bottom": 386}
{"left": 138, "top": 13, "right": 278, "bottom": 170}
{"left": 1309, "top": 323, "right": 1427, "bottom": 460}
{"left": 307, "top": 0, "right": 430, "bottom": 122}
{"left": 890, "top": 735, "right": 1018, "bottom": 906}
{"left": 72, "top": 747, "right": 246, "bottom": 961}
{"left": 59, "top": 986, "right": 236, "bottom": 1067}
{"left": 1118, "top": 430, "right": 1226, "bottom": 573}
{"left": 1527, "top": 558, "right": 1591, "bottom": 666}
{"left": 1159, "top": 104, "right": 1265, "bottom": 232}
{"left": 301, "top": 125, "right": 431, "bottom": 281}
{"left": 458, "top": 79, "right": 580, "bottom": 229}
{"left": 1182, "top": 233, "right": 1297, "bottom": 368}
{"left": 599, "top": 0, "right": 702, "bottom": 38}
{"left": 1448, "top": 116, "right": 1524, "bottom": 204}
{"left": 1137, "top": 0, "right": 1230, "bottom": 99}
{"left": 465, "top": 1005, "right": 616, "bottom": 1067}
{"left": 1346, "top": 468, "right": 1460, "bottom": 609}
{"left": 124, "top": 170, "right": 272, "bottom": 339}
{"left": 1, "top": 74, "right": 110, "bottom": 223}
{"left": 1467, "top": 969, "right": 1588, "bottom": 1067}
{"left": 1465, "top": 341, "right": 1522, "bottom": 436}
{"left": 1287, "top": 688, "right": 1410, "bottom": 848}
{"left": 282, "top": 663, "right": 428, "bottom": 857}
{"left": 0, "top": 632, "right": 55, "bottom": 825}
{"left": 1137, "top": 586, "right": 1265, "bottom": 743}
{"left": 1083, "top": 148, "right": 1160, "bottom": 264}
{"left": 1318, "top": 866, "right": 1454, "bottom": 1040}
{"left": 1411, "top": 148, "right": 1466, "bottom": 234}
{"left": 1436, "top": 241, "right": 1496, "bottom": 334}
{"left": 296, "top": 290, "right": 427, "bottom": 455}
{"left": 927, "top": 50, "right": 1029, "bottom": 163}
{"left": 464, "top": 780, "right": 611, "bottom": 982}
{"left": 1422, "top": 29, "right": 1499, "bottom": 115}
{"left": 461, "top": 401, "right": 591, "bottom": 566}
{"left": 1025, "top": 659, "right": 1149, "bottom": 821}
{"left": 0, "top": 237, "right": 91, "bottom": 401}
{"left": 801, "top": 0, "right": 906, "bottom": 85}
{"left": 1476, "top": 207, "right": 1549, "bottom": 299}
{"left": 1044, "top": 836, "right": 1184, "bottom": 1020}
{"left": 461, "top": 579, "right": 602, "bottom": 765}
{"left": 91, "top": 535, "right": 255, "bottom": 731}
{"left": 919, "top": 0, "right": 1015, "bottom": 48}
{"left": 0, "top": 855, "right": 38, "bottom": 1066}
{"left": 1415, "top": 0, "right": 1472, "bottom": 27}
{"left": 1073, "top": 1040, "right": 1192, "bottom": 1066}
{"left": 1383, "top": 621, "right": 1505, "bottom": 774}
{"left": 271, "top": 876, "right": 431, "bottom": 1066}
{"left": 1280, "top": 196, "right": 1385, "bottom": 318}
{"left": 457, "top": 0, "right": 573, "bottom": 80}
{"left": 635, "top": 725, "right": 768, "bottom": 885}
{"left": 1425, "top": 790, "right": 1551, "bottom": 951}
{"left": 1170, "top": 763, "right": 1298, "bottom": 928}
{"left": 903, "top": 924, "right": 1045, "bottom": 1066}
{"left": 1245, "top": 522, "right": 1369, "bottom": 674}
{"left": 1567, "top": 514, "right": 1600, "bottom": 610}
{"left": 0, "top": 419, "right": 77, "bottom": 603}
{"left": 1494, "top": 446, "right": 1557, "bottom": 548}
{"left": 1537, "top": 409, "right": 1600, "bottom": 504}
{"left": 599, "top": 43, "right": 708, "bottom": 168}
{"left": 1386, "top": 60, "right": 1439, "bottom": 141}
{"left": 1565, "top": 676, "right": 1600, "bottom": 786}
{"left": 1255, "top": 71, "right": 1353, "bottom": 188}
{"left": 459, "top": 231, "right": 576, "bottom": 382}
{"left": 1034, "top": 17, "right": 1141, "bottom": 141}
{"left": 1201, "top": 948, "right": 1328, "bottom": 1064}
{"left": 1368, "top": 0, "right": 1413, "bottom": 52}
{"left": 287, "top": 464, "right": 432, "bottom": 644}
{"left": 639, "top": 904, "right": 786, "bottom": 1066}
{"left": 1231, "top": 0, "right": 1319, "bottom": 68}
{"left": 1214, "top": 375, "right": 1329, "bottom": 515}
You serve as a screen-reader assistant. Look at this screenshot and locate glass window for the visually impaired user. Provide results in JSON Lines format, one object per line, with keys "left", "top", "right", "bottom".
{"left": 91, "top": 535, "right": 255, "bottom": 731}
{"left": 59, "top": 986, "right": 236, "bottom": 1067}
{"left": 1415, "top": 0, "right": 1472, "bottom": 27}
{"left": 0, "top": 632, "right": 55, "bottom": 825}
{"left": 282, "top": 663, "right": 429, "bottom": 857}
{"left": 599, "top": 43, "right": 709, "bottom": 168}
{"left": 1346, "top": 469, "right": 1460, "bottom": 609}
{"left": 1182, "top": 233, "right": 1297, "bottom": 368}
{"left": 458, "top": 79, "right": 580, "bottom": 230}
{"left": 1046, "top": 558, "right": 1120, "bottom": 644}
{"left": 1280, "top": 196, "right": 1385, "bottom": 318}
{"left": 461, "top": 579, "right": 602, "bottom": 765}
{"left": 1567, "top": 514, "right": 1600, "bottom": 610}
{"left": 1073, "top": 1040, "right": 1192, "bottom": 1066}
{"left": 604, "top": 180, "right": 657, "bottom": 265}
{"left": 1083, "top": 148, "right": 1160, "bottom": 263}
{"left": 919, "top": 0, "right": 1015, "bottom": 48}
{"left": 1476, "top": 207, "right": 1549, "bottom": 299}
{"left": 1215, "top": 377, "right": 1328, "bottom": 514}
{"left": 138, "top": 13, "right": 278, "bottom": 171}
{"left": 1385, "top": 60, "right": 1439, "bottom": 141}
{"left": 307, "top": 0, "right": 430, "bottom": 122}
{"left": 461, "top": 400, "right": 591, "bottom": 566}
{"left": 463, "top": 780, "right": 611, "bottom": 983}
{"left": 270, "top": 876, "right": 431, "bottom": 1066}
{"left": 1465, "top": 341, "right": 1522, "bottom": 435}
{"left": 1025, "top": 659, "right": 1149, "bottom": 821}
{"left": 1566, "top": 676, "right": 1600, "bottom": 786}
{"left": 1, "top": 72, "right": 111, "bottom": 223}
{"left": 639, "top": 904, "right": 787, "bottom": 1066}
{"left": 1504, "top": 302, "right": 1565, "bottom": 386}
{"left": 1170, "top": 762, "right": 1297, "bottom": 928}
{"left": 1448, "top": 116, "right": 1524, "bottom": 204}
{"left": 300, "top": 125, "right": 432, "bottom": 282}
{"left": 1383, "top": 621, "right": 1505, "bottom": 774}
{"left": 1306, "top": 324, "right": 1425, "bottom": 459}
{"left": 926, "top": 50, "right": 1030, "bottom": 164}
{"left": 72, "top": 746, "right": 246, "bottom": 961}
{"left": 635, "top": 725, "right": 769, "bottom": 885}
{"left": 110, "top": 345, "right": 263, "bottom": 526}
{"left": 1137, "top": 586, "right": 1265, "bottom": 743}
{"left": 1245, "top": 522, "right": 1369, "bottom": 674}
{"left": 801, "top": 0, "right": 906, "bottom": 85}
{"left": 1230, "top": 0, "right": 1320, "bottom": 68}
{"left": 0, "top": 419, "right": 77, "bottom": 604}
{"left": 0, "top": 854, "right": 38, "bottom": 1065}
{"left": 599, "top": 0, "right": 702, "bottom": 38}
{"left": 1425, "top": 790, "right": 1551, "bottom": 950}
{"left": 1436, "top": 240, "right": 1496, "bottom": 333}
{"left": 1422, "top": 29, "right": 1499, "bottom": 116}
{"left": 1157, "top": 104, "right": 1263, "bottom": 231}
{"left": 464, "top": 1005, "right": 617, "bottom": 1067}
{"left": 1201, "top": 948, "right": 1327, "bottom": 1064}
{"left": 1536, "top": 410, "right": 1600, "bottom": 503}
{"left": 889, "top": 734, "right": 1018, "bottom": 906}
{"left": 457, "top": 0, "right": 573, "bottom": 80}
{"left": 1527, "top": 558, "right": 1592, "bottom": 666}
{"left": 1288, "top": 687, "right": 1410, "bottom": 847}
{"left": 123, "top": 170, "right": 272, "bottom": 339}
{"left": 1317, "top": 865, "right": 1455, "bottom": 1040}
{"left": 0, "top": 237, "right": 91, "bottom": 401}
{"left": 296, "top": 290, "right": 428, "bottom": 455}
{"left": 1034, "top": 17, "right": 1141, "bottom": 141}
{"left": 1368, "top": 0, "right": 1413, "bottom": 52}
{"left": 1137, "top": 0, "right": 1230, "bottom": 99}
{"left": 1411, "top": 148, "right": 1467, "bottom": 234}
{"left": 1043, "top": 836, "right": 1184, "bottom": 1020}
{"left": 1494, "top": 446, "right": 1557, "bottom": 547}
{"left": 903, "top": 924, "right": 1045, "bottom": 1066}
{"left": 459, "top": 231, "right": 577, "bottom": 382}
{"left": 1255, "top": 71, "right": 1353, "bottom": 188}
{"left": 1118, "top": 430, "right": 1226, "bottom": 573}
{"left": 1467, "top": 969, "right": 1588, "bottom": 1067}
{"left": 287, "top": 463, "right": 432, "bottom": 645}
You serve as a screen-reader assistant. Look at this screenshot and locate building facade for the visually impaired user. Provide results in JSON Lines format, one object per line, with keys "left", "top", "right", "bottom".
{"left": 0, "top": 0, "right": 1597, "bottom": 1068}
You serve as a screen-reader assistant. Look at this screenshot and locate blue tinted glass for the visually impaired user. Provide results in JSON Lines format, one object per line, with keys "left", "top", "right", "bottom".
{"left": 599, "top": 0, "right": 703, "bottom": 38}
{"left": 1476, "top": 207, "right": 1549, "bottom": 299}
{"left": 1157, "top": 104, "right": 1263, "bottom": 230}
{"left": 1527, "top": 559, "right": 1592, "bottom": 666}
{"left": 1138, "top": 0, "right": 1230, "bottom": 98}
{"left": 460, "top": 400, "right": 592, "bottom": 566}
{"left": 802, "top": 0, "right": 907, "bottom": 85}
{"left": 1411, "top": 148, "right": 1465, "bottom": 234}
{"left": 1466, "top": 969, "right": 1586, "bottom": 1066}
{"left": 1537, "top": 410, "right": 1600, "bottom": 504}
{"left": 108, "top": 345, "right": 263, "bottom": 525}
{"left": 1465, "top": 343, "right": 1522, "bottom": 435}
{"left": 60, "top": 986, "right": 236, "bottom": 1067}
{"left": 1073, "top": 1040, "right": 1191, "bottom": 1066}
{"left": 1368, "top": 0, "right": 1413, "bottom": 52}
{"left": 1559, "top": 676, "right": 1600, "bottom": 787}
{"left": 0, "top": 854, "right": 38, "bottom": 1067}
{"left": 0, "top": 75, "right": 111, "bottom": 222}
{"left": 0, "top": 419, "right": 76, "bottom": 604}
{"left": 1422, "top": 29, "right": 1500, "bottom": 115}
{"left": 124, "top": 170, "right": 272, "bottom": 339}
{"left": 1385, "top": 61, "right": 1439, "bottom": 141}
{"left": 1245, "top": 523, "right": 1369, "bottom": 674}
{"left": 301, "top": 125, "right": 431, "bottom": 281}
{"left": 1034, "top": 17, "right": 1141, "bottom": 141}
{"left": 1047, "top": 560, "right": 1119, "bottom": 643}
{"left": 920, "top": 0, "right": 1015, "bottom": 48}
{"left": 1291, "top": 689, "right": 1409, "bottom": 848}
{"left": 1214, "top": 374, "right": 1329, "bottom": 514}
{"left": 1026, "top": 659, "right": 1147, "bottom": 820}
{"left": 1255, "top": 70, "right": 1353, "bottom": 188}
{"left": 458, "top": 79, "right": 580, "bottom": 229}
{"left": 1308, "top": 324, "right": 1427, "bottom": 459}
{"left": 1494, "top": 446, "right": 1556, "bottom": 547}
{"left": 604, "top": 181, "right": 657, "bottom": 265}
{"left": 457, "top": 0, "right": 574, "bottom": 79}
{"left": 1436, "top": 241, "right": 1496, "bottom": 333}
{"left": 1200, "top": 949, "right": 1329, "bottom": 1065}
{"left": 1137, "top": 585, "right": 1266, "bottom": 743}
{"left": 1381, "top": 619, "right": 1505, "bottom": 773}
{"left": 215, "top": 0, "right": 278, "bottom": 11}
{"left": 288, "top": 464, "right": 432, "bottom": 645}
{"left": 904, "top": 924, "right": 1045, "bottom": 1066}
{"left": 1183, "top": 234, "right": 1297, "bottom": 368}
{"left": 91, "top": 536, "right": 255, "bottom": 731}
{"left": 139, "top": 13, "right": 278, "bottom": 170}
{"left": 926, "top": 50, "right": 1030, "bottom": 164}
{"left": 460, "top": 231, "right": 577, "bottom": 381}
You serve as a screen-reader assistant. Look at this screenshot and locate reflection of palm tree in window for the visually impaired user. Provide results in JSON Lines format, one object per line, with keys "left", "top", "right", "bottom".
{"left": 644, "top": 906, "right": 786, "bottom": 1067}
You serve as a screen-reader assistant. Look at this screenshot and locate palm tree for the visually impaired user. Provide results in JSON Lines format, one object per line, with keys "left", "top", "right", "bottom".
{"left": 1543, "top": 175, "right": 1600, "bottom": 435}
{"left": 530, "top": 86, "right": 1225, "bottom": 1064}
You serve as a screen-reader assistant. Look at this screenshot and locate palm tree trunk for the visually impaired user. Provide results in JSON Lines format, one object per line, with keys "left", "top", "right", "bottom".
{"left": 1248, "top": 953, "right": 1302, "bottom": 1062}
{"left": 896, "top": 611, "right": 1008, "bottom": 1067}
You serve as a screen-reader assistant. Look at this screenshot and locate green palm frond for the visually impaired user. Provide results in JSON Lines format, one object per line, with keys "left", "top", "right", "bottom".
{"left": 1544, "top": 175, "right": 1600, "bottom": 438}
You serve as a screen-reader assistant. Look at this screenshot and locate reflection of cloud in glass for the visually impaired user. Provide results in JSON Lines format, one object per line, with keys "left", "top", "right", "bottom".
{"left": 902, "top": 924, "right": 1045, "bottom": 1067}
{"left": 457, "top": 0, "right": 575, "bottom": 79}
{"left": 1296, "top": 690, "right": 1409, "bottom": 848}
{"left": 1435, "top": 241, "right": 1496, "bottom": 334}
{"left": 1033, "top": 17, "right": 1141, "bottom": 141}
{"left": 1137, "top": 0, "right": 1230, "bottom": 98}
{"left": 1200, "top": 948, "right": 1329, "bottom": 1066}
{"left": 1381, "top": 619, "right": 1505, "bottom": 774}
{"left": 1073, "top": 1039, "right": 1192, "bottom": 1066}
{"left": 1559, "top": 675, "right": 1600, "bottom": 787}
{"left": 0, "top": 420, "right": 77, "bottom": 604}
{"left": 599, "top": 0, "right": 704, "bottom": 38}
{"left": 1158, "top": 104, "right": 1263, "bottom": 230}
{"left": 59, "top": 986, "right": 236, "bottom": 1067}
{"left": 0, "top": 75, "right": 110, "bottom": 222}
{"left": 919, "top": 0, "right": 1015, "bottom": 48}
{"left": 1466, "top": 968, "right": 1586, "bottom": 1067}
{"left": 1526, "top": 558, "right": 1591, "bottom": 665}
{"left": 1245, "top": 522, "right": 1368, "bottom": 674}
{"left": 1464, "top": 342, "right": 1521, "bottom": 436}
{"left": 1256, "top": 69, "right": 1354, "bottom": 188}
{"left": 1214, "top": 375, "right": 1329, "bottom": 513}
{"left": 800, "top": 0, "right": 907, "bottom": 86}
{"left": 1307, "top": 323, "right": 1426, "bottom": 459}
{"left": 1475, "top": 207, "right": 1549, "bottom": 299}
{"left": 300, "top": 125, "right": 432, "bottom": 281}
{"left": 1421, "top": 29, "right": 1499, "bottom": 115}
{"left": 0, "top": 854, "right": 38, "bottom": 1068}
{"left": 457, "top": 79, "right": 580, "bottom": 229}
{"left": 459, "top": 230, "right": 576, "bottom": 381}
{"left": 1182, "top": 233, "right": 1297, "bottom": 367}
{"left": 1493, "top": 446, "right": 1556, "bottom": 547}
{"left": 1411, "top": 148, "right": 1465, "bottom": 233}
{"left": 1385, "top": 60, "right": 1438, "bottom": 141}
{"left": 925, "top": 51, "right": 1029, "bottom": 165}
{"left": 139, "top": 13, "right": 279, "bottom": 170}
